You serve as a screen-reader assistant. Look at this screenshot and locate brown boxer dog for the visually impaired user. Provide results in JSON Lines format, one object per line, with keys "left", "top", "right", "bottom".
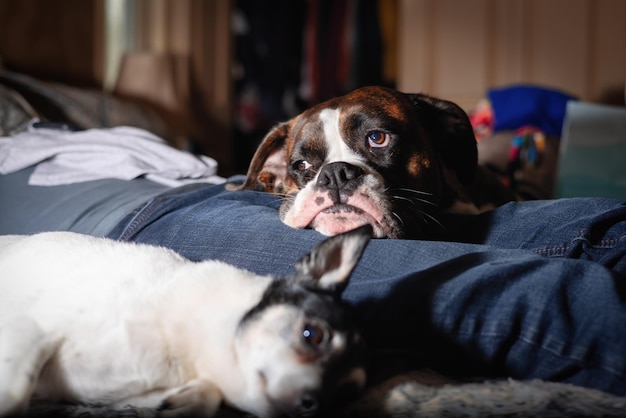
{"left": 234, "top": 86, "right": 514, "bottom": 239}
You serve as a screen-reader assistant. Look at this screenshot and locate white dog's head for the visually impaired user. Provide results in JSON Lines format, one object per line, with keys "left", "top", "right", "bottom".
{"left": 227, "top": 226, "right": 371, "bottom": 417}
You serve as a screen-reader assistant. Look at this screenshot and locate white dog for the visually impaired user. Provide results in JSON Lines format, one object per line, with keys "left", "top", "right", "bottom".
{"left": 0, "top": 227, "right": 371, "bottom": 417}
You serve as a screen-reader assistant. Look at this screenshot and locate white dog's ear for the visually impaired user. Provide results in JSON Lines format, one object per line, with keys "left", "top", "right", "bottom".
{"left": 294, "top": 225, "right": 372, "bottom": 296}
{"left": 236, "top": 121, "right": 294, "bottom": 194}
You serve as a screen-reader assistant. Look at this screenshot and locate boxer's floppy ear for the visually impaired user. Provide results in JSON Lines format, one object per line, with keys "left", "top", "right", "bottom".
{"left": 294, "top": 225, "right": 372, "bottom": 296}
{"left": 238, "top": 121, "right": 292, "bottom": 193}
{"left": 408, "top": 93, "right": 478, "bottom": 185}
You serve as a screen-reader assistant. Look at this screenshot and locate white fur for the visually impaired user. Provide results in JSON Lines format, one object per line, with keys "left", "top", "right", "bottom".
{"left": 0, "top": 232, "right": 363, "bottom": 417}
{"left": 319, "top": 108, "right": 365, "bottom": 166}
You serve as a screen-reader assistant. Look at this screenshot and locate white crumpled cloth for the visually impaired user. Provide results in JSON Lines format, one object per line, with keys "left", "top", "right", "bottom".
{"left": 0, "top": 121, "right": 225, "bottom": 187}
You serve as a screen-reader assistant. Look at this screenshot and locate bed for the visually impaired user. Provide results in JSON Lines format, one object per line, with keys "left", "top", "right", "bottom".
{"left": 2, "top": 70, "right": 626, "bottom": 418}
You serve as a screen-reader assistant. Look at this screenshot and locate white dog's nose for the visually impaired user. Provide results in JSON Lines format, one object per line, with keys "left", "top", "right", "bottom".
{"left": 294, "top": 392, "right": 319, "bottom": 416}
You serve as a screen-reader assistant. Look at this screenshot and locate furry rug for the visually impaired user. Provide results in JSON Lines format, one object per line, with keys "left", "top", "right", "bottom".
{"left": 25, "top": 372, "right": 626, "bottom": 418}
{"left": 343, "top": 372, "right": 626, "bottom": 417}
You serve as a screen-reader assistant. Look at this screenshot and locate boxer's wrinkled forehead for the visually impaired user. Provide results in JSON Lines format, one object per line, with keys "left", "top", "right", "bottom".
{"left": 287, "top": 86, "right": 420, "bottom": 170}
{"left": 289, "top": 106, "right": 366, "bottom": 166}
{"left": 318, "top": 108, "right": 365, "bottom": 164}
{"left": 342, "top": 85, "right": 416, "bottom": 126}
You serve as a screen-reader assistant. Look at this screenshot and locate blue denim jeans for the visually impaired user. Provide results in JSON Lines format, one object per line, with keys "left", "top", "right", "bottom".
{"left": 106, "top": 184, "right": 626, "bottom": 396}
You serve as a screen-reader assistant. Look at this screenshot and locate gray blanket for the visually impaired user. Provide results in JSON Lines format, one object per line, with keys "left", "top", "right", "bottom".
{"left": 25, "top": 373, "right": 626, "bottom": 418}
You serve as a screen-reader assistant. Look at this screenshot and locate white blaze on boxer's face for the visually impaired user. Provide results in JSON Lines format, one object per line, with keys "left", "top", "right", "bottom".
{"left": 318, "top": 108, "right": 365, "bottom": 166}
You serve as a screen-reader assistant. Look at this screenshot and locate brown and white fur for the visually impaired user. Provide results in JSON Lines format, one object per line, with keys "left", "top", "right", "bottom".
{"left": 234, "top": 86, "right": 514, "bottom": 239}
{"left": 0, "top": 227, "right": 371, "bottom": 417}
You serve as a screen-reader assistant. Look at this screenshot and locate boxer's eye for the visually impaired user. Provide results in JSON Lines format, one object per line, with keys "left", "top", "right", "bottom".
{"left": 302, "top": 322, "right": 329, "bottom": 347}
{"left": 367, "top": 131, "right": 391, "bottom": 148}
{"left": 294, "top": 160, "right": 312, "bottom": 172}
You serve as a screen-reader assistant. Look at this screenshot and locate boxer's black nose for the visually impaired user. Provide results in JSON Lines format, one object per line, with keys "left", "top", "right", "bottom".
{"left": 316, "top": 162, "right": 364, "bottom": 202}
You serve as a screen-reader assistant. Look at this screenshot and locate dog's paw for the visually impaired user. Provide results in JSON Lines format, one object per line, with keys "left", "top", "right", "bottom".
{"left": 157, "top": 379, "right": 222, "bottom": 418}
{"left": 0, "top": 317, "right": 61, "bottom": 417}
{"left": 0, "top": 391, "right": 29, "bottom": 417}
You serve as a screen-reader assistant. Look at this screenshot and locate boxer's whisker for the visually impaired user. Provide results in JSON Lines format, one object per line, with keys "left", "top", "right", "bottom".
{"left": 267, "top": 197, "right": 288, "bottom": 206}
{"left": 279, "top": 195, "right": 296, "bottom": 205}
{"left": 402, "top": 205, "right": 445, "bottom": 231}
{"left": 391, "top": 195, "right": 413, "bottom": 204}
{"left": 263, "top": 192, "right": 292, "bottom": 205}
{"left": 420, "top": 211, "right": 445, "bottom": 229}
{"left": 390, "top": 189, "right": 438, "bottom": 207}
{"left": 391, "top": 194, "right": 437, "bottom": 207}
{"left": 392, "top": 211, "right": 405, "bottom": 226}
{"left": 394, "top": 188, "right": 434, "bottom": 196}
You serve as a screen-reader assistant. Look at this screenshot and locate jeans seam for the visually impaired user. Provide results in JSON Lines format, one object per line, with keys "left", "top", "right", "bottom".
{"left": 533, "top": 246, "right": 568, "bottom": 257}
{"left": 583, "top": 236, "right": 621, "bottom": 249}
{"left": 532, "top": 228, "right": 625, "bottom": 256}
{"left": 517, "top": 334, "right": 626, "bottom": 378}
{"left": 117, "top": 197, "right": 163, "bottom": 241}
{"left": 456, "top": 329, "right": 626, "bottom": 378}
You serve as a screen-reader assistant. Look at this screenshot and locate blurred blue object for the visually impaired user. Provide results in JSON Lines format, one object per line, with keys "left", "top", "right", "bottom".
{"left": 488, "top": 84, "right": 578, "bottom": 137}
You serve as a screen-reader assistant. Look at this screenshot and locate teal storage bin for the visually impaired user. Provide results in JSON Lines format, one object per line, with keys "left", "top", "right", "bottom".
{"left": 556, "top": 101, "right": 626, "bottom": 201}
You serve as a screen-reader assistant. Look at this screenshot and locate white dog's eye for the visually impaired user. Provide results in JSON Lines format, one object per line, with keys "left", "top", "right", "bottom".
{"left": 367, "top": 131, "right": 391, "bottom": 148}
{"left": 294, "top": 160, "right": 312, "bottom": 172}
{"left": 302, "top": 323, "right": 328, "bottom": 346}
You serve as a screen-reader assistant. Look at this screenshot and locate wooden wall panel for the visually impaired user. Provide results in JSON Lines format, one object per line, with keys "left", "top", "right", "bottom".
{"left": 592, "top": 0, "right": 626, "bottom": 102}
{"left": 432, "top": 0, "right": 491, "bottom": 109}
{"left": 397, "top": 0, "right": 433, "bottom": 94}
{"left": 0, "top": 0, "right": 105, "bottom": 87}
{"left": 398, "top": 0, "right": 626, "bottom": 108}
{"left": 491, "top": 0, "right": 527, "bottom": 85}
{"left": 528, "top": 0, "right": 589, "bottom": 96}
